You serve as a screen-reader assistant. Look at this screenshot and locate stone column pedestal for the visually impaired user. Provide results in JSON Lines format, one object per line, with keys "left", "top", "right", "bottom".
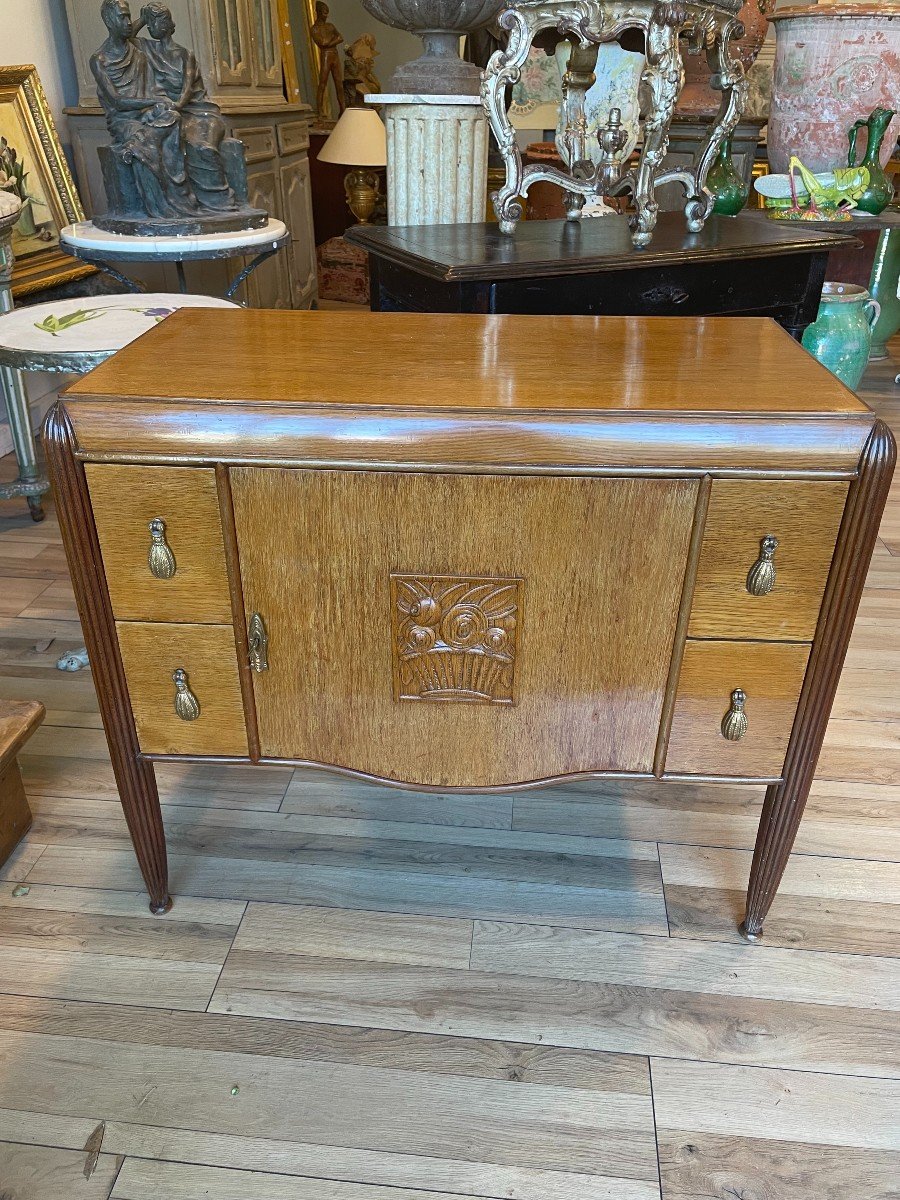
{"left": 368, "top": 95, "right": 489, "bottom": 226}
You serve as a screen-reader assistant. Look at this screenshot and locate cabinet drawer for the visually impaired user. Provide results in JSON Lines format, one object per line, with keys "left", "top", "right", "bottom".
{"left": 664, "top": 639, "right": 811, "bottom": 779}
{"left": 86, "top": 464, "right": 232, "bottom": 623}
{"left": 689, "top": 480, "right": 848, "bottom": 641}
{"left": 116, "top": 622, "right": 248, "bottom": 756}
{"left": 240, "top": 125, "right": 277, "bottom": 163}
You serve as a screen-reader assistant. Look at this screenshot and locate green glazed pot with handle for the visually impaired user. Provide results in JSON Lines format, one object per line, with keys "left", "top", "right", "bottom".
{"left": 868, "top": 226, "right": 900, "bottom": 361}
{"left": 801, "top": 282, "right": 881, "bottom": 391}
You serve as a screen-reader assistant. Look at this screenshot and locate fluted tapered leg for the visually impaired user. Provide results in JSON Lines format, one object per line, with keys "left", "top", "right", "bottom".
{"left": 742, "top": 420, "right": 895, "bottom": 939}
{"left": 43, "top": 403, "right": 171, "bottom": 914}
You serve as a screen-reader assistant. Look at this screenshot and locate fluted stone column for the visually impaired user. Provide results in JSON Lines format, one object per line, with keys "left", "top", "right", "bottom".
{"left": 369, "top": 95, "right": 489, "bottom": 225}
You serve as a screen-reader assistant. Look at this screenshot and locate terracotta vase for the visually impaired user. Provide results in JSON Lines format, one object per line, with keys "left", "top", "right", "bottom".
{"left": 768, "top": 3, "right": 900, "bottom": 174}
{"left": 678, "top": 0, "right": 776, "bottom": 117}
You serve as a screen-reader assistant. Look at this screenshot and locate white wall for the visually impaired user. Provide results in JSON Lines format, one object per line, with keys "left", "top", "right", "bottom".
{"left": 324, "top": 0, "right": 419, "bottom": 95}
{"left": 0, "top": 0, "right": 79, "bottom": 140}
{"left": 0, "top": 1, "right": 80, "bottom": 456}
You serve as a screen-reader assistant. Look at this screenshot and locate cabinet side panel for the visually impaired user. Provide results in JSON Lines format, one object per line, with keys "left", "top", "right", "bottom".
{"left": 232, "top": 469, "right": 698, "bottom": 788}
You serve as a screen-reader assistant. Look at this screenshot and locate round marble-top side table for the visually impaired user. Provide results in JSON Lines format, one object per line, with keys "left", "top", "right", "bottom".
{"left": 0, "top": 291, "right": 238, "bottom": 670}
{"left": 59, "top": 219, "right": 290, "bottom": 299}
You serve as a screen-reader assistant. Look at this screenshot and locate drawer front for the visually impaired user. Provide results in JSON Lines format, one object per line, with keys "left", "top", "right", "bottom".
{"left": 278, "top": 119, "right": 309, "bottom": 155}
{"left": 689, "top": 480, "right": 848, "bottom": 641}
{"left": 240, "top": 125, "right": 277, "bottom": 163}
{"left": 87, "top": 465, "right": 232, "bottom": 624}
{"left": 665, "top": 639, "right": 811, "bottom": 779}
{"left": 116, "top": 622, "right": 248, "bottom": 756}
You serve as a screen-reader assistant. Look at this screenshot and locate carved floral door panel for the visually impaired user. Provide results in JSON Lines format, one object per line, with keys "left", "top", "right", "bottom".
{"left": 230, "top": 468, "right": 698, "bottom": 787}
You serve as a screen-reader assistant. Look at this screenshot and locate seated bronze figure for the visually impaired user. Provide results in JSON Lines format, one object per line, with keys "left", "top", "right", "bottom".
{"left": 91, "top": 0, "right": 267, "bottom": 235}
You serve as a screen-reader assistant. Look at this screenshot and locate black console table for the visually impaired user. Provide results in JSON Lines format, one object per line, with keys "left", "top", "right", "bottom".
{"left": 347, "top": 212, "right": 860, "bottom": 337}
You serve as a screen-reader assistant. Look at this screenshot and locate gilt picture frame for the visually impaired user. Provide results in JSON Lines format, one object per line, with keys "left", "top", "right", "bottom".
{"left": 0, "top": 64, "right": 94, "bottom": 297}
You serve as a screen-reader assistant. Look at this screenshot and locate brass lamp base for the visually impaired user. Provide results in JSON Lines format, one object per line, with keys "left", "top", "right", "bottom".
{"left": 344, "top": 168, "right": 380, "bottom": 224}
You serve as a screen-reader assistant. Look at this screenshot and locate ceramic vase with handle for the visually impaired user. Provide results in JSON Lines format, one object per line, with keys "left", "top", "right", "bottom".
{"left": 801, "top": 282, "right": 881, "bottom": 391}
{"left": 769, "top": 4, "right": 900, "bottom": 174}
{"left": 868, "top": 228, "right": 900, "bottom": 362}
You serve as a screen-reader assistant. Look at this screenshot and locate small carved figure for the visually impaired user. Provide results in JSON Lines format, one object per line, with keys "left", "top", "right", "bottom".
{"left": 140, "top": 2, "right": 237, "bottom": 211}
{"left": 343, "top": 33, "right": 381, "bottom": 107}
{"left": 311, "top": 1, "right": 346, "bottom": 116}
{"left": 90, "top": 0, "right": 265, "bottom": 234}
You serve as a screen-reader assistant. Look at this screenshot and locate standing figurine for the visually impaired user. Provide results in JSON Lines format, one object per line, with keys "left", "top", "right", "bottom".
{"left": 311, "top": 1, "right": 345, "bottom": 117}
{"left": 343, "top": 33, "right": 381, "bottom": 107}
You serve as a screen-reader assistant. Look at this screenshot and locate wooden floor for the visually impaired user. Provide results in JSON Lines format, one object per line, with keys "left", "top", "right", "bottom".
{"left": 1, "top": 346, "right": 899, "bottom": 1200}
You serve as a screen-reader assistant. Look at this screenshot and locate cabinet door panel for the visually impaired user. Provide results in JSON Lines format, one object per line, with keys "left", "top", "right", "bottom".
{"left": 280, "top": 156, "right": 317, "bottom": 308}
{"left": 243, "top": 167, "right": 291, "bottom": 308}
{"left": 665, "top": 638, "right": 811, "bottom": 779}
{"left": 231, "top": 469, "right": 698, "bottom": 787}
{"left": 209, "top": 0, "right": 253, "bottom": 85}
{"left": 689, "top": 480, "right": 848, "bottom": 641}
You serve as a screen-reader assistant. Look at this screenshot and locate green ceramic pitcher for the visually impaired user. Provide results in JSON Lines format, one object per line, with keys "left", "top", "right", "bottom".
{"left": 801, "top": 282, "right": 881, "bottom": 391}
{"left": 868, "top": 226, "right": 900, "bottom": 360}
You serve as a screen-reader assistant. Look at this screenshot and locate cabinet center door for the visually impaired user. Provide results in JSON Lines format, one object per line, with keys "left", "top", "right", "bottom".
{"left": 231, "top": 469, "right": 697, "bottom": 788}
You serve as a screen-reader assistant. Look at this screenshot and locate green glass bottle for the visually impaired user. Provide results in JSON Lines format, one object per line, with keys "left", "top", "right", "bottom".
{"left": 848, "top": 107, "right": 896, "bottom": 216}
{"left": 707, "top": 136, "right": 750, "bottom": 217}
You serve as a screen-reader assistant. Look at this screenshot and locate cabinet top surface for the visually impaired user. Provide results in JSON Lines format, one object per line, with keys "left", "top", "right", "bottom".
{"left": 344, "top": 213, "right": 860, "bottom": 281}
{"left": 68, "top": 309, "right": 867, "bottom": 418}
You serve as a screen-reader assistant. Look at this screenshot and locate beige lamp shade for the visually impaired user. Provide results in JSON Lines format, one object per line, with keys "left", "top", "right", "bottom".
{"left": 319, "top": 108, "right": 387, "bottom": 167}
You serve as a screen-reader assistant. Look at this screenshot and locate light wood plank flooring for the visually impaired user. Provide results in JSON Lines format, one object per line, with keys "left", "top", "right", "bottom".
{"left": 0, "top": 347, "right": 898, "bottom": 1199}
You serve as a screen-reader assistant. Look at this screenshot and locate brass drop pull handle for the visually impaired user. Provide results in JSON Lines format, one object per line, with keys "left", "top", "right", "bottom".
{"left": 721, "top": 688, "right": 748, "bottom": 742}
{"left": 148, "top": 517, "right": 176, "bottom": 579}
{"left": 248, "top": 612, "right": 269, "bottom": 672}
{"left": 746, "top": 535, "right": 778, "bottom": 596}
{"left": 172, "top": 668, "right": 200, "bottom": 721}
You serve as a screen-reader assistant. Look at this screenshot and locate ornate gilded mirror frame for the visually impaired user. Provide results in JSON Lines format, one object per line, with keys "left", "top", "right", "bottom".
{"left": 0, "top": 65, "right": 94, "bottom": 296}
{"left": 481, "top": 0, "right": 749, "bottom": 246}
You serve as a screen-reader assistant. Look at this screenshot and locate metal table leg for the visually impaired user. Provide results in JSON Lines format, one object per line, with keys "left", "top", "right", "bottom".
{"left": 226, "top": 247, "right": 278, "bottom": 301}
{"left": 0, "top": 228, "right": 49, "bottom": 520}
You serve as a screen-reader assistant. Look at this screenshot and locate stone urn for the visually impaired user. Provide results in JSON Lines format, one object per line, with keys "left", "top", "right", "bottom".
{"left": 678, "top": 0, "right": 776, "bottom": 117}
{"left": 768, "top": 3, "right": 900, "bottom": 174}
{"left": 358, "top": 0, "right": 505, "bottom": 94}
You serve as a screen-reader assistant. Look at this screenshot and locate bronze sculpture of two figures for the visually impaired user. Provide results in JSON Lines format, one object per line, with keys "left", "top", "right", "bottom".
{"left": 91, "top": 0, "right": 266, "bottom": 235}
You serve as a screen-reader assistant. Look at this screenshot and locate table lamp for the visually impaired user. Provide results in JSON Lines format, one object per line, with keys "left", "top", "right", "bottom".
{"left": 318, "top": 108, "right": 387, "bottom": 225}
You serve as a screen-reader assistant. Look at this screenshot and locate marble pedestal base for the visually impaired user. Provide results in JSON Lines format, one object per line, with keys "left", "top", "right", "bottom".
{"left": 369, "top": 95, "right": 488, "bottom": 226}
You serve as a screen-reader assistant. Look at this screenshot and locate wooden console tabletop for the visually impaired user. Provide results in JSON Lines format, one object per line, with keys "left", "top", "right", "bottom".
{"left": 46, "top": 310, "right": 894, "bottom": 942}
{"left": 346, "top": 213, "right": 860, "bottom": 337}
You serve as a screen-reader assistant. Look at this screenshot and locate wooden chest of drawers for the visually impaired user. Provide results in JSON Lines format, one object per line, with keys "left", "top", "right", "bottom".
{"left": 45, "top": 310, "right": 894, "bottom": 940}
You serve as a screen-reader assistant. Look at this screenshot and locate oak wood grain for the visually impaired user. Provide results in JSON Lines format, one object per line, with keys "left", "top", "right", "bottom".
{"left": 688, "top": 480, "right": 850, "bottom": 641}
{"left": 0, "top": 1141, "right": 122, "bottom": 1200}
{"left": 66, "top": 396, "right": 873, "bottom": 474}
{"left": 664, "top": 639, "right": 811, "bottom": 778}
{"left": 0, "top": 1113, "right": 662, "bottom": 1200}
{"left": 232, "top": 469, "right": 696, "bottom": 786}
{"left": 657, "top": 1130, "right": 900, "bottom": 1200}
{"left": 115, "top": 622, "right": 248, "bottom": 756}
{"left": 208, "top": 951, "right": 899, "bottom": 1076}
{"left": 85, "top": 464, "right": 232, "bottom": 624}
{"left": 0, "top": 1027, "right": 659, "bottom": 1181}
{"left": 66, "top": 310, "right": 867, "bottom": 416}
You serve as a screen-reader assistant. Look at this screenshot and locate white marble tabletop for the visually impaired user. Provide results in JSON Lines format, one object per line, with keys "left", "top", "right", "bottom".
{"left": 0, "top": 292, "right": 237, "bottom": 356}
{"left": 60, "top": 218, "right": 289, "bottom": 258}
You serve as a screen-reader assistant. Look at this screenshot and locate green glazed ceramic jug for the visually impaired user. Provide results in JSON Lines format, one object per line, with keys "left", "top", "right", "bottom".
{"left": 802, "top": 283, "right": 881, "bottom": 391}
{"left": 868, "top": 226, "right": 900, "bottom": 360}
{"left": 848, "top": 107, "right": 896, "bottom": 216}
